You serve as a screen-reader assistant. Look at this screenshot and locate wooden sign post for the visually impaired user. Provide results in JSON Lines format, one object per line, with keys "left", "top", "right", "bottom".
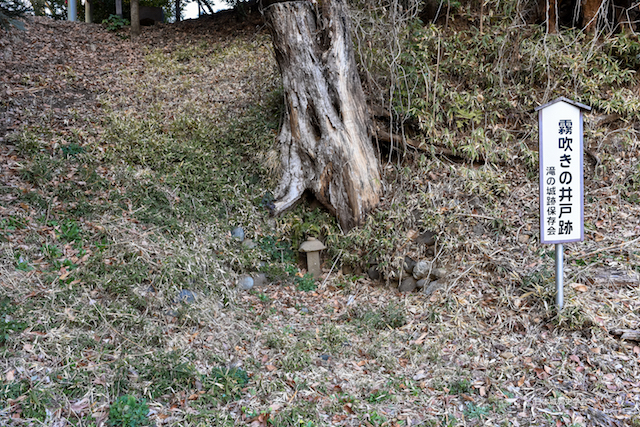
{"left": 536, "top": 97, "right": 591, "bottom": 310}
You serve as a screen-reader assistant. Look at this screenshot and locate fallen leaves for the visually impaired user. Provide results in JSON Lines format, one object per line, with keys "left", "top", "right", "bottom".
{"left": 569, "top": 282, "right": 588, "bottom": 292}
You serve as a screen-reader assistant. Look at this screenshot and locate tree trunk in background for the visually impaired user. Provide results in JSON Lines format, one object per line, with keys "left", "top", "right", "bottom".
{"left": 264, "top": 0, "right": 381, "bottom": 231}
{"left": 116, "top": 0, "right": 123, "bottom": 18}
{"left": 546, "top": 0, "right": 558, "bottom": 33}
{"left": 131, "top": 0, "right": 140, "bottom": 37}
{"left": 581, "top": 0, "right": 604, "bottom": 32}
{"left": 176, "top": 0, "right": 181, "bottom": 22}
{"left": 85, "top": 0, "right": 92, "bottom": 23}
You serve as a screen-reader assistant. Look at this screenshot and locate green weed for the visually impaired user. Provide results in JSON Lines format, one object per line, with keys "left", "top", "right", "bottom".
{"left": 464, "top": 402, "right": 491, "bottom": 420}
{"left": 366, "top": 389, "right": 393, "bottom": 403}
{"left": 364, "top": 410, "right": 388, "bottom": 426}
{"left": 280, "top": 349, "right": 312, "bottom": 371}
{"left": 349, "top": 302, "right": 407, "bottom": 330}
{"left": 201, "top": 366, "right": 250, "bottom": 404}
{"left": 268, "top": 400, "right": 319, "bottom": 427}
{"left": 448, "top": 378, "right": 473, "bottom": 395}
{"left": 295, "top": 273, "right": 316, "bottom": 292}
{"left": 14, "top": 253, "right": 33, "bottom": 271}
{"left": 0, "top": 297, "right": 27, "bottom": 345}
{"left": 60, "top": 142, "right": 85, "bottom": 158}
{"left": 21, "top": 387, "right": 52, "bottom": 422}
{"left": 316, "top": 323, "right": 349, "bottom": 353}
{"left": 108, "top": 395, "right": 149, "bottom": 427}
{"left": 102, "top": 14, "right": 130, "bottom": 31}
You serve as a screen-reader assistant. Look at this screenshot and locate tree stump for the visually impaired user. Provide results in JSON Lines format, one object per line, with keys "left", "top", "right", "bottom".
{"left": 263, "top": 0, "right": 382, "bottom": 231}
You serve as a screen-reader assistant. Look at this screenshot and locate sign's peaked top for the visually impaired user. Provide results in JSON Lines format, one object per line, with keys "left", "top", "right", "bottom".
{"left": 535, "top": 96, "right": 592, "bottom": 112}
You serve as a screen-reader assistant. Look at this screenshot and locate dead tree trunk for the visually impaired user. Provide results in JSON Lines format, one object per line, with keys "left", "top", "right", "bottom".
{"left": 263, "top": 0, "right": 382, "bottom": 231}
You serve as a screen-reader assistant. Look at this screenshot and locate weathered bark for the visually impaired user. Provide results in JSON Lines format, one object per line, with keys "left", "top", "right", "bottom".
{"left": 581, "top": 0, "right": 604, "bottom": 32}
{"left": 264, "top": 0, "right": 381, "bottom": 231}
{"left": 547, "top": 0, "right": 558, "bottom": 34}
{"left": 131, "top": 0, "right": 140, "bottom": 37}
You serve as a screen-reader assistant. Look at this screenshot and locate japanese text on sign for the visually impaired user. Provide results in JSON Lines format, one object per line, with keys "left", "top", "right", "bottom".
{"left": 538, "top": 99, "right": 585, "bottom": 244}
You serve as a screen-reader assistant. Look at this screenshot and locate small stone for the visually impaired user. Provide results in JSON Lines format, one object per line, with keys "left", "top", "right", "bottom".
{"left": 251, "top": 273, "right": 267, "bottom": 287}
{"left": 238, "top": 275, "right": 254, "bottom": 291}
{"left": 399, "top": 277, "right": 417, "bottom": 293}
{"left": 231, "top": 226, "right": 245, "bottom": 240}
{"left": 415, "top": 231, "right": 436, "bottom": 246}
{"left": 413, "top": 260, "right": 433, "bottom": 280}
{"left": 300, "top": 307, "right": 309, "bottom": 314}
{"left": 319, "top": 354, "right": 331, "bottom": 361}
{"left": 177, "top": 289, "right": 197, "bottom": 304}
{"left": 388, "top": 269, "right": 402, "bottom": 281}
{"left": 413, "top": 370, "right": 428, "bottom": 381}
{"left": 468, "top": 197, "right": 482, "bottom": 210}
{"left": 423, "top": 280, "right": 444, "bottom": 297}
{"left": 242, "top": 238, "right": 257, "bottom": 249}
{"left": 416, "top": 278, "right": 429, "bottom": 288}
{"left": 500, "top": 352, "right": 515, "bottom": 360}
{"left": 432, "top": 268, "right": 447, "bottom": 279}
{"left": 404, "top": 256, "right": 416, "bottom": 274}
{"left": 367, "top": 266, "right": 380, "bottom": 281}
{"left": 518, "top": 234, "right": 530, "bottom": 243}
{"left": 473, "top": 224, "right": 485, "bottom": 236}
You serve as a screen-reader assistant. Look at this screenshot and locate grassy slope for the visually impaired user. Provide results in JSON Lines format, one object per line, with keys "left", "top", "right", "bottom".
{"left": 1, "top": 7, "right": 640, "bottom": 427}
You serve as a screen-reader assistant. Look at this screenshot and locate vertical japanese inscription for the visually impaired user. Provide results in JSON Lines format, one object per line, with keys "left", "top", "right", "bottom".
{"left": 538, "top": 100, "right": 584, "bottom": 244}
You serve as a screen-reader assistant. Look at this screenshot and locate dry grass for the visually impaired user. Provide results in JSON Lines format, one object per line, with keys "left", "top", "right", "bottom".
{"left": 1, "top": 8, "right": 640, "bottom": 427}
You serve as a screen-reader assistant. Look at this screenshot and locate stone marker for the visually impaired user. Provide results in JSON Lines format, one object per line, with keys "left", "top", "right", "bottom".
{"left": 299, "top": 237, "right": 326, "bottom": 279}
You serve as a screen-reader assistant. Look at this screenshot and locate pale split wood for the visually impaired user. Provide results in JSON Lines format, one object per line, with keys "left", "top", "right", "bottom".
{"left": 264, "top": 0, "right": 381, "bottom": 231}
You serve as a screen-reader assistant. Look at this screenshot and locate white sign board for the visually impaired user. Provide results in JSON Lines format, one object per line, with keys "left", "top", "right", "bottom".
{"left": 536, "top": 97, "right": 590, "bottom": 244}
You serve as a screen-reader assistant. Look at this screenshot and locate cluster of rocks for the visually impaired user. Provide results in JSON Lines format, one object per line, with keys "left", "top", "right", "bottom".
{"left": 237, "top": 272, "right": 268, "bottom": 291}
{"left": 230, "top": 225, "right": 449, "bottom": 295}
{"left": 232, "top": 226, "right": 257, "bottom": 249}
{"left": 398, "top": 258, "right": 448, "bottom": 294}
{"left": 231, "top": 226, "right": 270, "bottom": 291}
{"left": 366, "top": 230, "right": 448, "bottom": 294}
